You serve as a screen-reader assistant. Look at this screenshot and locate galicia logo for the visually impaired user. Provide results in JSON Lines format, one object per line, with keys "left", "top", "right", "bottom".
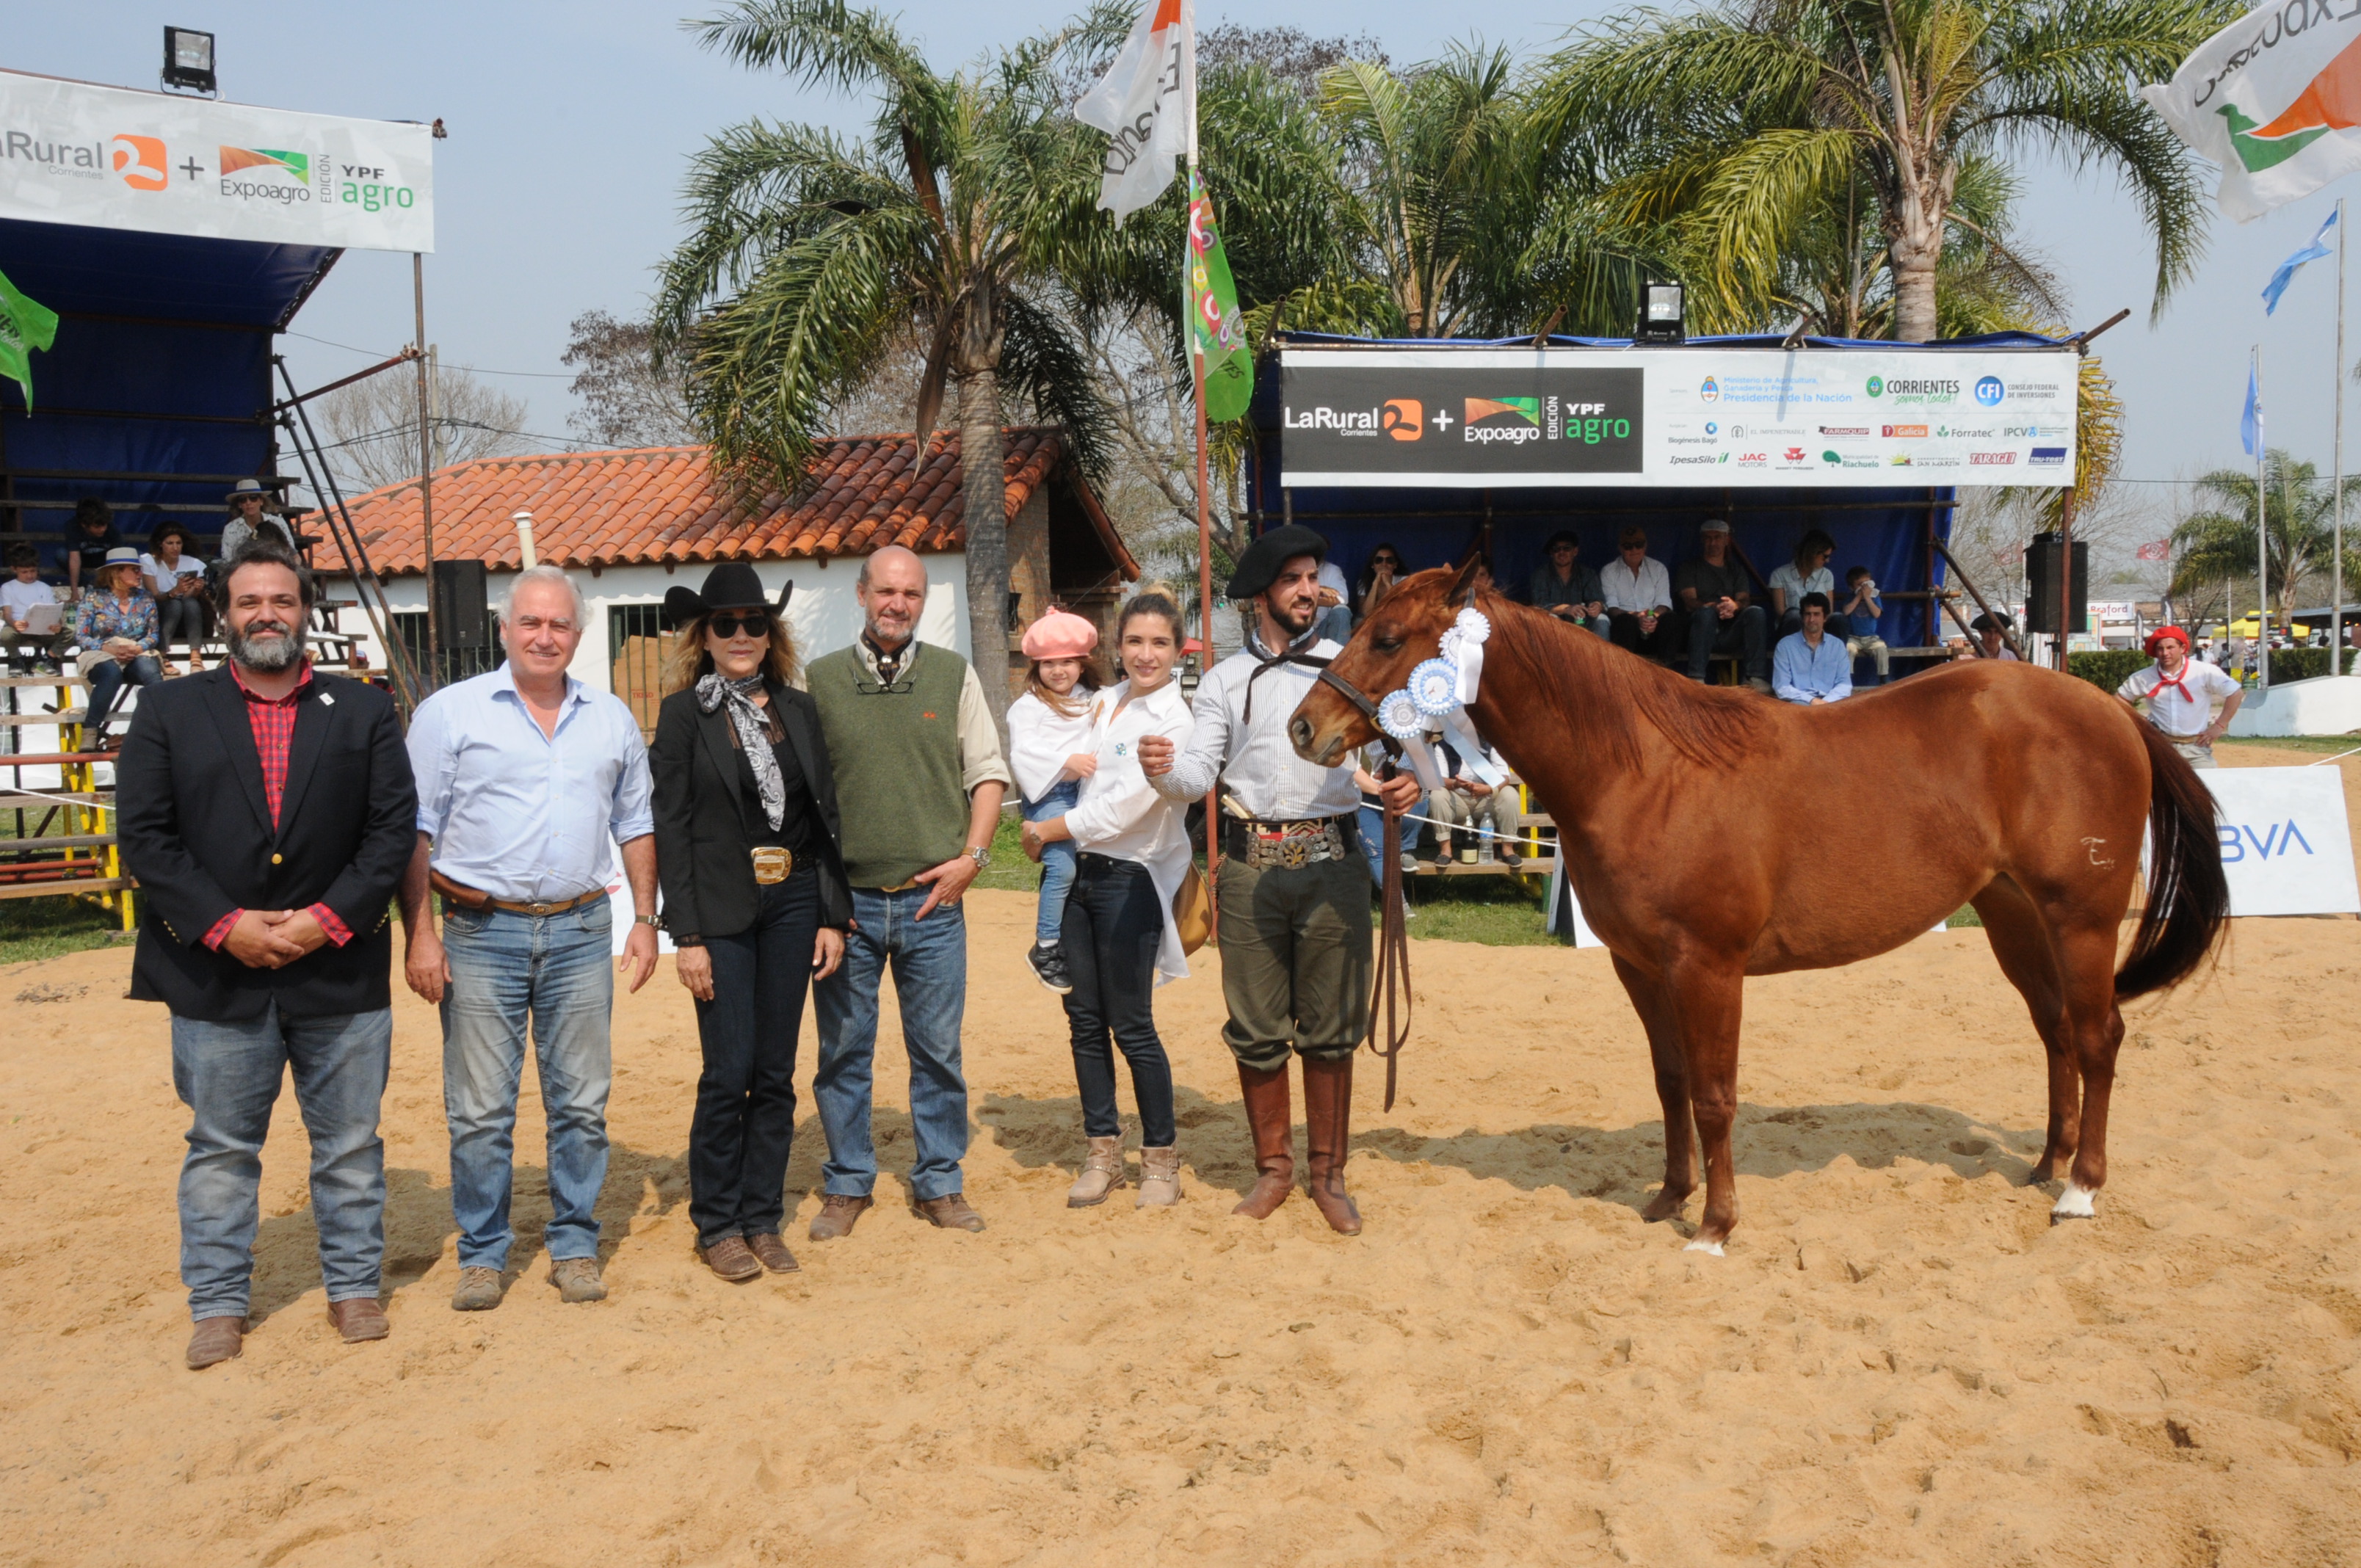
{"left": 1700, "top": 377, "right": 1720, "bottom": 402}
{"left": 1974, "top": 376, "right": 2004, "bottom": 407}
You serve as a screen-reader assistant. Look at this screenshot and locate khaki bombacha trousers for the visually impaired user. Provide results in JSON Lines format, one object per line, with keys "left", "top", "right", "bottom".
{"left": 1214, "top": 853, "right": 1372, "bottom": 1072}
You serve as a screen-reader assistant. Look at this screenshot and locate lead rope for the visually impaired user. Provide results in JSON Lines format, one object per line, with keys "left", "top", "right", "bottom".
{"left": 1367, "top": 759, "right": 1413, "bottom": 1111}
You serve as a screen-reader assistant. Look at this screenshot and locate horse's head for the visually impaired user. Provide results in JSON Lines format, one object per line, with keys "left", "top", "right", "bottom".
{"left": 1288, "top": 556, "right": 1484, "bottom": 767}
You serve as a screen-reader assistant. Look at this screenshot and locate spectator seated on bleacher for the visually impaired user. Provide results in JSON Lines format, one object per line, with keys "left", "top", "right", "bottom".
{"left": 220, "top": 478, "right": 297, "bottom": 562}
{"left": 74, "top": 547, "right": 164, "bottom": 750}
{"left": 4, "top": 544, "right": 69, "bottom": 674}
{"left": 1426, "top": 725, "right": 1520, "bottom": 865}
{"left": 1600, "top": 525, "right": 1678, "bottom": 663}
{"left": 1838, "top": 565, "right": 1889, "bottom": 681}
{"left": 64, "top": 496, "right": 124, "bottom": 595}
{"left": 1951, "top": 610, "right": 2020, "bottom": 662}
{"left": 1528, "top": 529, "right": 1607, "bottom": 637}
{"left": 142, "top": 522, "right": 211, "bottom": 672}
{"left": 1773, "top": 592, "right": 1854, "bottom": 706}
{"left": 1767, "top": 530, "right": 1852, "bottom": 641}
{"left": 1675, "top": 518, "right": 1771, "bottom": 692}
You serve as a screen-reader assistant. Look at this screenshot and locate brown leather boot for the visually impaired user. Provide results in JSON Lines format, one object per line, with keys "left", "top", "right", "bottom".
{"left": 1302, "top": 1055, "right": 1363, "bottom": 1235}
{"left": 1232, "top": 1063, "right": 1294, "bottom": 1219}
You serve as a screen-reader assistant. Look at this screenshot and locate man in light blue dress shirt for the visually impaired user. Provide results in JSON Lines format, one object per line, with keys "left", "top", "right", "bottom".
{"left": 1771, "top": 592, "right": 1854, "bottom": 705}
{"left": 396, "top": 566, "right": 658, "bottom": 1313}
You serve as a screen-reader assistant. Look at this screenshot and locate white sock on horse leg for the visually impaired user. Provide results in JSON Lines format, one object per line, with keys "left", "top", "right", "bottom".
{"left": 2050, "top": 1181, "right": 2097, "bottom": 1220}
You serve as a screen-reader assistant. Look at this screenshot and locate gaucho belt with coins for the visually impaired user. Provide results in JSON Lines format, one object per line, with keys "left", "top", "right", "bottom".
{"left": 1224, "top": 815, "right": 1350, "bottom": 871}
{"left": 750, "top": 846, "right": 794, "bottom": 885}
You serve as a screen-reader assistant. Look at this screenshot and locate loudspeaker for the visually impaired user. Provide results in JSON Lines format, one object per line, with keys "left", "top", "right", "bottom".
{"left": 432, "top": 559, "right": 490, "bottom": 648}
{"left": 2025, "top": 532, "right": 2087, "bottom": 635}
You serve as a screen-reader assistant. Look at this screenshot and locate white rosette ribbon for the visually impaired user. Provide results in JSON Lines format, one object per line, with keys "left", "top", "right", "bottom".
{"left": 1375, "top": 684, "right": 1444, "bottom": 790}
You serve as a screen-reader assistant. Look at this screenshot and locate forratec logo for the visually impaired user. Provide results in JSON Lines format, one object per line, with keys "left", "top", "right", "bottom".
{"left": 220, "top": 145, "right": 313, "bottom": 204}
{"left": 1970, "top": 451, "right": 2017, "bottom": 465}
{"left": 1700, "top": 377, "right": 1720, "bottom": 402}
{"left": 1380, "top": 399, "right": 1421, "bottom": 441}
{"left": 1974, "top": 376, "right": 2004, "bottom": 406}
{"left": 2028, "top": 447, "right": 2067, "bottom": 466}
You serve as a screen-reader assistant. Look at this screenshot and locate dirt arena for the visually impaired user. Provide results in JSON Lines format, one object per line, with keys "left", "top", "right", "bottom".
{"left": 3, "top": 744, "right": 2358, "bottom": 1567}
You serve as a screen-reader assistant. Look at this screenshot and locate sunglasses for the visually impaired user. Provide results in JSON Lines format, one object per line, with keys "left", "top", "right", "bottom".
{"left": 708, "top": 611, "right": 772, "bottom": 639}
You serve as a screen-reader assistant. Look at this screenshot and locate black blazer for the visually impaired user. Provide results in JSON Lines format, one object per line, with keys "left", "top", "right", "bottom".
{"left": 650, "top": 679, "right": 852, "bottom": 940}
{"left": 116, "top": 667, "right": 417, "bottom": 1022}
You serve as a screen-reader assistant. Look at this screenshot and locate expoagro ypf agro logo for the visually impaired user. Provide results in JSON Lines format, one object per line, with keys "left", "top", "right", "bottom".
{"left": 218, "top": 145, "right": 314, "bottom": 206}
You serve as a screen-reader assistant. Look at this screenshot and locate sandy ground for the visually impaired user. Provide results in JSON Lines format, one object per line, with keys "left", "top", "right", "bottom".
{"left": 2, "top": 746, "right": 2359, "bottom": 1567}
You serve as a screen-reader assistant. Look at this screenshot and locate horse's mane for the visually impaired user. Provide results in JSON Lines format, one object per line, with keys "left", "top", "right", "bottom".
{"left": 1480, "top": 592, "right": 1769, "bottom": 771}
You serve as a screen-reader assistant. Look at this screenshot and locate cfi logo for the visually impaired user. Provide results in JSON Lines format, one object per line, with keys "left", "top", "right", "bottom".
{"left": 1973, "top": 376, "right": 2004, "bottom": 407}
{"left": 1380, "top": 399, "right": 1422, "bottom": 441}
{"left": 111, "top": 134, "right": 166, "bottom": 191}
{"left": 220, "top": 146, "right": 309, "bottom": 180}
{"left": 1700, "top": 377, "right": 1719, "bottom": 402}
{"left": 1865, "top": 375, "right": 1884, "bottom": 399}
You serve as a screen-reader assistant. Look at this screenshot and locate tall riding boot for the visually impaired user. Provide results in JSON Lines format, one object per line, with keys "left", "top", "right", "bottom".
{"left": 1232, "top": 1062, "right": 1294, "bottom": 1219}
{"left": 1302, "top": 1055, "right": 1363, "bottom": 1235}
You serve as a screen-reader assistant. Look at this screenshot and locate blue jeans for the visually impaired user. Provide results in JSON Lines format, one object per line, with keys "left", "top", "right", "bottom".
{"left": 1357, "top": 796, "right": 1419, "bottom": 886}
{"left": 86, "top": 653, "right": 163, "bottom": 733}
{"left": 171, "top": 1001, "right": 391, "bottom": 1321}
{"left": 1022, "top": 779, "right": 1081, "bottom": 944}
{"left": 1686, "top": 603, "right": 1769, "bottom": 681}
{"left": 439, "top": 896, "right": 615, "bottom": 1270}
{"left": 812, "top": 885, "right": 969, "bottom": 1201}
{"left": 1315, "top": 603, "right": 1353, "bottom": 646}
{"left": 1061, "top": 854, "right": 1175, "bottom": 1147}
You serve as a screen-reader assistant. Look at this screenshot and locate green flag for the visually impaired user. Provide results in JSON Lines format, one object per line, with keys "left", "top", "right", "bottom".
{"left": 1186, "top": 170, "right": 1253, "bottom": 423}
{"left": 0, "top": 268, "right": 59, "bottom": 412}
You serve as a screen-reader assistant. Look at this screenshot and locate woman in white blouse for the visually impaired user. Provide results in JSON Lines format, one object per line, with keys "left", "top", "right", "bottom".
{"left": 1021, "top": 588, "right": 1198, "bottom": 1211}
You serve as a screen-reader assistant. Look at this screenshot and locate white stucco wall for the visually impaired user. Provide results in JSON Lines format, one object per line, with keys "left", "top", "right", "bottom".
{"left": 321, "top": 552, "right": 973, "bottom": 691}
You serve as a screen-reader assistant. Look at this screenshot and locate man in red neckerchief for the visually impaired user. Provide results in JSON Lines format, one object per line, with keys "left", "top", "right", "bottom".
{"left": 2116, "top": 625, "right": 2244, "bottom": 769}
{"left": 115, "top": 537, "right": 416, "bottom": 1371}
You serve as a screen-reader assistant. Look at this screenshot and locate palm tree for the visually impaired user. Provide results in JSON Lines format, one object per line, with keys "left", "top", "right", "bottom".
{"left": 656, "top": 0, "right": 1115, "bottom": 736}
{"left": 2170, "top": 451, "right": 2361, "bottom": 634}
{"left": 1533, "top": 0, "right": 2236, "bottom": 342}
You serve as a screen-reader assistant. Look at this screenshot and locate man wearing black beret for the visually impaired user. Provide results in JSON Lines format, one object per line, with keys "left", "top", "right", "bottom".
{"left": 1138, "top": 525, "right": 1418, "bottom": 1235}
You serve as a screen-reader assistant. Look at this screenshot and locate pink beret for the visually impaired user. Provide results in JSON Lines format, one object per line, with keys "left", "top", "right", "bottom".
{"left": 1021, "top": 609, "right": 1098, "bottom": 660}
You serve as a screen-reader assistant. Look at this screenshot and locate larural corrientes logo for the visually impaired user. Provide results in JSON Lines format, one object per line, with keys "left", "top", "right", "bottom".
{"left": 1280, "top": 363, "right": 1642, "bottom": 474}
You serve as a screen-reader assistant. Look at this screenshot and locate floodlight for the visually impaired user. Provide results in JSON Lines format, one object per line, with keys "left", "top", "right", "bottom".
{"left": 1636, "top": 280, "right": 1685, "bottom": 345}
{"left": 162, "top": 26, "right": 216, "bottom": 94}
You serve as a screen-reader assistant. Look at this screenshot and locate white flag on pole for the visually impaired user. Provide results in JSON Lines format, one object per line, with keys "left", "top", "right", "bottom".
{"left": 2142, "top": 7, "right": 2361, "bottom": 222}
{"left": 1073, "top": 0, "right": 1192, "bottom": 225}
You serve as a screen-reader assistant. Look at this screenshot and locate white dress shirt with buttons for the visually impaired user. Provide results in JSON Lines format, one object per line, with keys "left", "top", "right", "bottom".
{"left": 1152, "top": 629, "right": 1362, "bottom": 821}
{"left": 407, "top": 665, "right": 656, "bottom": 903}
{"left": 1598, "top": 555, "right": 1673, "bottom": 614}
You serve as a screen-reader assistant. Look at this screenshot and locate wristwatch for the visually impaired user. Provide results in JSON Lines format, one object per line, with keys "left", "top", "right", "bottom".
{"left": 635, "top": 913, "right": 661, "bottom": 928}
{"left": 965, "top": 844, "right": 992, "bottom": 871}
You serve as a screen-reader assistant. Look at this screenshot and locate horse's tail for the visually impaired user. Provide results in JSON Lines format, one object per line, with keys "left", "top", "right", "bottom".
{"left": 2114, "top": 718, "right": 2230, "bottom": 1001}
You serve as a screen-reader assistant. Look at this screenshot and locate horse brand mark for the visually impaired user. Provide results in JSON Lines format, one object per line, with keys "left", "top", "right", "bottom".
{"left": 2081, "top": 836, "right": 2115, "bottom": 868}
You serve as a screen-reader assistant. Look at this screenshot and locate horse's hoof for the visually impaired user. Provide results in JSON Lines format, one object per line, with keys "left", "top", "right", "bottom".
{"left": 1641, "top": 1192, "right": 1691, "bottom": 1223}
{"left": 2049, "top": 1181, "right": 2097, "bottom": 1222}
{"left": 1683, "top": 1237, "right": 1726, "bottom": 1257}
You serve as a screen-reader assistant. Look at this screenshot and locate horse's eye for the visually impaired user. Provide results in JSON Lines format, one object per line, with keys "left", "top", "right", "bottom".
{"left": 1373, "top": 635, "right": 1403, "bottom": 653}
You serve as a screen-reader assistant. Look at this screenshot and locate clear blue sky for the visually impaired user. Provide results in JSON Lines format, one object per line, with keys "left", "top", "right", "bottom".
{"left": 13, "top": 0, "right": 2360, "bottom": 533}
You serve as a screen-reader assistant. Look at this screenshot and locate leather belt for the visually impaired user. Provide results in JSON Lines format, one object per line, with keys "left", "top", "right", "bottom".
{"left": 431, "top": 868, "right": 604, "bottom": 918}
{"left": 1225, "top": 815, "right": 1350, "bottom": 871}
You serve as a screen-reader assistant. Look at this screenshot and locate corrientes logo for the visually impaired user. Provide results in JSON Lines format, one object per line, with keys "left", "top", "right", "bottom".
{"left": 1865, "top": 375, "right": 1883, "bottom": 399}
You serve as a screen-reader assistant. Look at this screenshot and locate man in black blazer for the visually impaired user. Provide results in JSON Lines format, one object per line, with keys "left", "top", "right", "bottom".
{"left": 116, "top": 538, "right": 416, "bottom": 1371}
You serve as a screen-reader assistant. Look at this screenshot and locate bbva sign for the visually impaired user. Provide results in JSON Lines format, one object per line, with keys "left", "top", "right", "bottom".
{"left": 2200, "top": 767, "right": 2360, "bottom": 918}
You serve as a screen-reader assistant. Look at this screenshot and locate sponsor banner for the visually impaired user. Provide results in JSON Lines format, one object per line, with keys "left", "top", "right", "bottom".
{"left": 0, "top": 70, "right": 432, "bottom": 252}
{"left": 2199, "top": 766, "right": 2360, "bottom": 917}
{"left": 1281, "top": 347, "right": 2075, "bottom": 487}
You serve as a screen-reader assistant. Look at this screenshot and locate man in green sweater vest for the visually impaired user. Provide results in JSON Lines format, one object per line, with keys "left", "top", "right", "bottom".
{"left": 805, "top": 546, "right": 1012, "bottom": 1238}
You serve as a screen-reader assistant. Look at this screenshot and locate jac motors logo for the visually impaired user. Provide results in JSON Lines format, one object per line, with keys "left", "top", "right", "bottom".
{"left": 1380, "top": 399, "right": 1422, "bottom": 441}
{"left": 1970, "top": 451, "right": 2017, "bottom": 465}
{"left": 1881, "top": 424, "right": 1929, "bottom": 438}
{"left": 1737, "top": 452, "right": 1767, "bottom": 465}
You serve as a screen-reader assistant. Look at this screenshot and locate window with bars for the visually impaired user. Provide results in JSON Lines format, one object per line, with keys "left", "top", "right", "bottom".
{"left": 609, "top": 603, "right": 670, "bottom": 741}
{"left": 388, "top": 612, "right": 503, "bottom": 688}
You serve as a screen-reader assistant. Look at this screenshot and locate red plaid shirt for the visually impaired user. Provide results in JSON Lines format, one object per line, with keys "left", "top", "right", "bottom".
{"left": 202, "top": 661, "right": 354, "bottom": 952}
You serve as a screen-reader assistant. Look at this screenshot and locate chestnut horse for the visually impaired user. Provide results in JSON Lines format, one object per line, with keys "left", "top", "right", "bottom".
{"left": 1288, "top": 559, "right": 2228, "bottom": 1252}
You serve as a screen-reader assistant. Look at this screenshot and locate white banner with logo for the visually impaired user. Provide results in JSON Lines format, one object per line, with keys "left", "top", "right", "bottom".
{"left": 1280, "top": 346, "right": 2076, "bottom": 488}
{"left": 2140, "top": 1, "right": 2361, "bottom": 222}
{"left": 0, "top": 70, "right": 432, "bottom": 251}
{"left": 2202, "top": 766, "right": 2361, "bottom": 918}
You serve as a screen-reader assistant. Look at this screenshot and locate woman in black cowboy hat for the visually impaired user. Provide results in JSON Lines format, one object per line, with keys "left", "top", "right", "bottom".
{"left": 648, "top": 562, "right": 854, "bottom": 1284}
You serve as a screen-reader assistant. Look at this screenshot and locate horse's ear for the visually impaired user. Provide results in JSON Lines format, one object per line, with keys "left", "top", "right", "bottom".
{"left": 1447, "top": 553, "right": 1484, "bottom": 609}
